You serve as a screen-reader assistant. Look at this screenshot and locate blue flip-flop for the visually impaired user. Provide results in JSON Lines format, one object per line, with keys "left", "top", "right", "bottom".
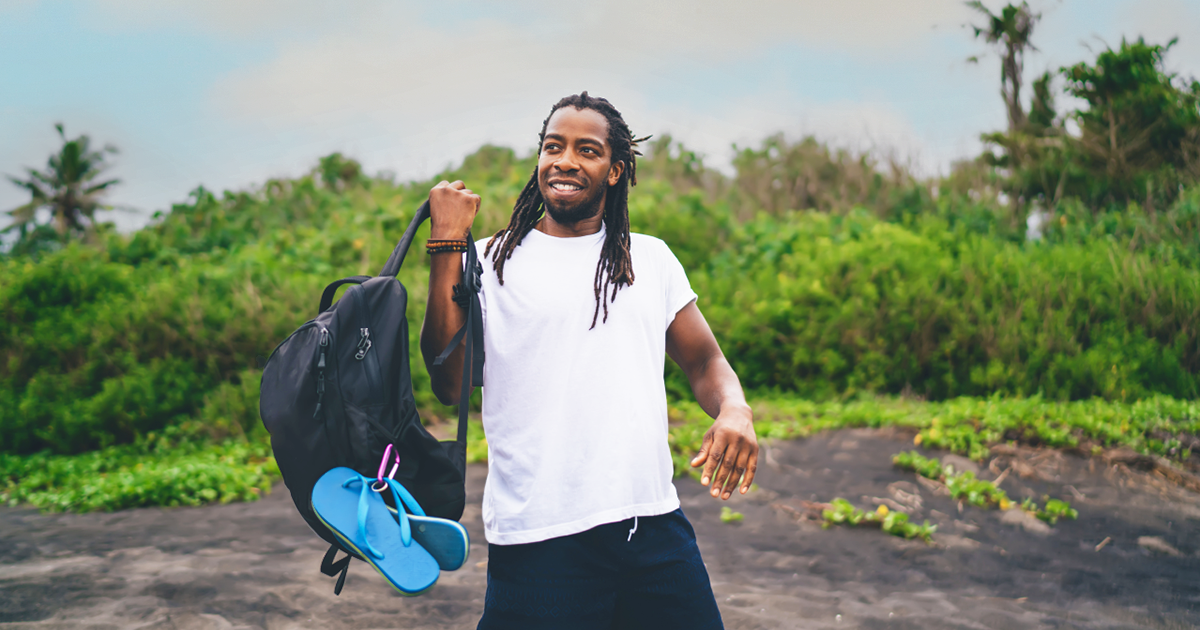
{"left": 311, "top": 467, "right": 440, "bottom": 596}
{"left": 381, "top": 479, "right": 471, "bottom": 571}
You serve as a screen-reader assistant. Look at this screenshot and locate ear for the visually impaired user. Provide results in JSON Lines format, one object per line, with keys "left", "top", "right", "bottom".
{"left": 607, "top": 160, "right": 624, "bottom": 187}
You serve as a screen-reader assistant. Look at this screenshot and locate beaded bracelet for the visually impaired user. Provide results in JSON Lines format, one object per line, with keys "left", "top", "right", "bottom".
{"left": 426, "top": 239, "right": 469, "bottom": 254}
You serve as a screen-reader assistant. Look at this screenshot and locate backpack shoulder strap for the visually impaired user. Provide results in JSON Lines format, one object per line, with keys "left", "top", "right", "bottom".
{"left": 378, "top": 200, "right": 431, "bottom": 278}
{"left": 440, "top": 233, "right": 483, "bottom": 470}
{"left": 377, "top": 198, "right": 483, "bottom": 475}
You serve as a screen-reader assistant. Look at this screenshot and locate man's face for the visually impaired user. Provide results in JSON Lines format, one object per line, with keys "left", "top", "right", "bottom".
{"left": 537, "top": 107, "right": 623, "bottom": 225}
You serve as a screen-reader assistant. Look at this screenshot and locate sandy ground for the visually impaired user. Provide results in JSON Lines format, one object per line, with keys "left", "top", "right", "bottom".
{"left": 2, "top": 428, "right": 1199, "bottom": 629}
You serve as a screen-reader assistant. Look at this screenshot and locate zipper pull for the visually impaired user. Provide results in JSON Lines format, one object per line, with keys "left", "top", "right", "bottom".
{"left": 355, "top": 328, "right": 372, "bottom": 360}
{"left": 320, "top": 328, "right": 329, "bottom": 347}
{"left": 313, "top": 372, "right": 326, "bottom": 418}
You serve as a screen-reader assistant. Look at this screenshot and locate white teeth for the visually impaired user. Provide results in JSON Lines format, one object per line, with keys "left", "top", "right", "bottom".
{"left": 552, "top": 183, "right": 581, "bottom": 191}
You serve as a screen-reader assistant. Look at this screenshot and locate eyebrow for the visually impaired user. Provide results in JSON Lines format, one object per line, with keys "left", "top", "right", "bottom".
{"left": 543, "top": 133, "right": 606, "bottom": 150}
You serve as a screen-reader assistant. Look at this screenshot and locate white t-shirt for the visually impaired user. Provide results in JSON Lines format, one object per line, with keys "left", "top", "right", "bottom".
{"left": 474, "top": 227, "right": 697, "bottom": 545}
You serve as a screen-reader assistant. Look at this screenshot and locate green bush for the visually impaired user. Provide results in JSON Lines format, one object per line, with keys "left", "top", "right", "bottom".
{"left": 692, "top": 209, "right": 1200, "bottom": 400}
{"left": 0, "top": 173, "right": 448, "bottom": 455}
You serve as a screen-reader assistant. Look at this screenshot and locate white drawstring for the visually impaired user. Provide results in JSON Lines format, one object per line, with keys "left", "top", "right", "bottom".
{"left": 627, "top": 516, "right": 638, "bottom": 542}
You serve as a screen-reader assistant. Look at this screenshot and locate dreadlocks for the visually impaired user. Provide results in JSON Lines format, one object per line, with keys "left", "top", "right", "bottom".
{"left": 483, "top": 92, "right": 648, "bottom": 329}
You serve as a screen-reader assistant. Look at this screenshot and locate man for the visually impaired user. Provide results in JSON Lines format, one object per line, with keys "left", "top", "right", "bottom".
{"left": 420, "top": 92, "right": 757, "bottom": 629}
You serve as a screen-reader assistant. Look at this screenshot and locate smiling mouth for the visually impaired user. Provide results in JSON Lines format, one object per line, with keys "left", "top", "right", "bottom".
{"left": 549, "top": 181, "right": 584, "bottom": 192}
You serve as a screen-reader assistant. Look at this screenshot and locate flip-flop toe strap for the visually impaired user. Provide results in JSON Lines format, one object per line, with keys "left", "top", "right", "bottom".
{"left": 385, "top": 478, "right": 427, "bottom": 517}
{"left": 343, "top": 476, "right": 386, "bottom": 559}
{"left": 384, "top": 479, "right": 421, "bottom": 546}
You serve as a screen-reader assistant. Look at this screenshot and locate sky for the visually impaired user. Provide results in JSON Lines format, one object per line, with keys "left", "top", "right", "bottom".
{"left": 2, "top": 0, "right": 1198, "bottom": 231}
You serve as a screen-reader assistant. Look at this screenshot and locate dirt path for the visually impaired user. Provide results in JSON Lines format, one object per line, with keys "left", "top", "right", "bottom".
{"left": 2, "top": 429, "right": 1199, "bottom": 629}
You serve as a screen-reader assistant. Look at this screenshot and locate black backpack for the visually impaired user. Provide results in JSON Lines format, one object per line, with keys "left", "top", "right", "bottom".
{"left": 259, "top": 200, "right": 483, "bottom": 594}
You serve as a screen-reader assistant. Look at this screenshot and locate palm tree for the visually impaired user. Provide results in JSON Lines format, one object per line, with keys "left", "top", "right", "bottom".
{"left": 967, "top": 1, "right": 1041, "bottom": 135}
{"left": 4, "top": 123, "right": 120, "bottom": 242}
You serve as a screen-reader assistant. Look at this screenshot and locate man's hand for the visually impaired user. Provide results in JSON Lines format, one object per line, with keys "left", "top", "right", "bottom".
{"left": 690, "top": 404, "right": 757, "bottom": 500}
{"left": 429, "top": 180, "right": 480, "bottom": 240}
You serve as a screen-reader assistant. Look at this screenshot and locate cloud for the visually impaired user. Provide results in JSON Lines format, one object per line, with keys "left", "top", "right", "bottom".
{"left": 5, "top": 0, "right": 994, "bottom": 222}
{"left": 198, "top": 0, "right": 973, "bottom": 183}
{"left": 635, "top": 94, "right": 936, "bottom": 174}
{"left": 87, "top": 0, "right": 973, "bottom": 51}
{"left": 84, "top": 0, "right": 383, "bottom": 37}
{"left": 0, "top": 0, "right": 39, "bottom": 14}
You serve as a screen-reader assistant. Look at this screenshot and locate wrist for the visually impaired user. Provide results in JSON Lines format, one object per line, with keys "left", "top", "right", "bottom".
{"left": 430, "top": 224, "right": 471, "bottom": 241}
{"left": 720, "top": 401, "right": 753, "bottom": 421}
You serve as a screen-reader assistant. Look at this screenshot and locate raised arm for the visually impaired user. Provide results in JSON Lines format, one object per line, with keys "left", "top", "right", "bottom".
{"left": 666, "top": 301, "right": 758, "bottom": 500}
{"left": 419, "top": 180, "right": 480, "bottom": 405}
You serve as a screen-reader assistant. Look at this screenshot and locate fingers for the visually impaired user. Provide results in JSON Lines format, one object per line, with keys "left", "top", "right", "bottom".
{"left": 694, "top": 415, "right": 760, "bottom": 500}
{"left": 700, "top": 424, "right": 759, "bottom": 500}
{"left": 690, "top": 431, "right": 712, "bottom": 470}
{"left": 702, "top": 440, "right": 729, "bottom": 495}
{"left": 429, "top": 180, "right": 481, "bottom": 239}
{"left": 431, "top": 181, "right": 478, "bottom": 204}
{"left": 463, "top": 189, "right": 481, "bottom": 212}
{"left": 698, "top": 430, "right": 723, "bottom": 487}
{"left": 430, "top": 180, "right": 471, "bottom": 198}
{"left": 710, "top": 442, "right": 736, "bottom": 498}
{"left": 740, "top": 452, "right": 759, "bottom": 494}
{"left": 720, "top": 449, "right": 751, "bottom": 499}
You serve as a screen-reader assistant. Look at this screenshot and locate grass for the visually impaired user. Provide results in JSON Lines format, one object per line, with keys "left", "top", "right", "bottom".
{"left": 3, "top": 394, "right": 1196, "bottom": 513}
{"left": 667, "top": 394, "right": 1200, "bottom": 480}
{"left": 663, "top": 394, "right": 1183, "bottom": 539}
{"left": 0, "top": 432, "right": 279, "bottom": 512}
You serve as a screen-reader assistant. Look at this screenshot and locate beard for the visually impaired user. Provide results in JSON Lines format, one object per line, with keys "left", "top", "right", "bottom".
{"left": 541, "top": 183, "right": 607, "bottom": 226}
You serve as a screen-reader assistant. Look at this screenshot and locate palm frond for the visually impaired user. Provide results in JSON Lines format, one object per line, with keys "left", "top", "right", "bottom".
{"left": 5, "top": 123, "right": 121, "bottom": 244}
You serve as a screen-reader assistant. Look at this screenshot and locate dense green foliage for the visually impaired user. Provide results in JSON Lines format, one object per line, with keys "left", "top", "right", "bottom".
{"left": 2, "top": 30, "right": 1199, "bottom": 510}
{"left": 978, "top": 33, "right": 1200, "bottom": 213}
{"left": 4, "top": 138, "right": 1200, "bottom": 460}
{"left": 688, "top": 209, "right": 1199, "bottom": 401}
{"left": 0, "top": 170, "right": 440, "bottom": 455}
{"left": 1059, "top": 38, "right": 1200, "bottom": 208}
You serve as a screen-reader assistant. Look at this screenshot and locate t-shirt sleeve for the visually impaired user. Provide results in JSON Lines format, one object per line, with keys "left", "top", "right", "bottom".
{"left": 662, "top": 241, "right": 698, "bottom": 328}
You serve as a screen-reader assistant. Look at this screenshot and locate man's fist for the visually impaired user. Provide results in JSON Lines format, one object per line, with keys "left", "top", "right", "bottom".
{"left": 429, "top": 180, "right": 480, "bottom": 240}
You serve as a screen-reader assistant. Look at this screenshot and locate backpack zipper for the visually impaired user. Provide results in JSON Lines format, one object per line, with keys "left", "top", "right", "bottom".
{"left": 350, "top": 287, "right": 383, "bottom": 405}
{"left": 355, "top": 328, "right": 372, "bottom": 360}
{"left": 313, "top": 327, "right": 329, "bottom": 418}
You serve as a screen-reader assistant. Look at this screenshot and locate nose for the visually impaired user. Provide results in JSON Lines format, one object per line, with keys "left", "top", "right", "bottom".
{"left": 553, "top": 149, "right": 580, "bottom": 173}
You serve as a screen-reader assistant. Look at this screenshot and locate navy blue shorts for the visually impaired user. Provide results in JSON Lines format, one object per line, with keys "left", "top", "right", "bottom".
{"left": 478, "top": 508, "right": 723, "bottom": 630}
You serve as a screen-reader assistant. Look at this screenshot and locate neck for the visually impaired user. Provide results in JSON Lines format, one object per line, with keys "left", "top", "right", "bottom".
{"left": 535, "top": 207, "right": 605, "bottom": 238}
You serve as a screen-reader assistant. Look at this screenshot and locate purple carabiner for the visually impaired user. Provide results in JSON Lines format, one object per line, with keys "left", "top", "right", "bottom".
{"left": 376, "top": 443, "right": 400, "bottom": 485}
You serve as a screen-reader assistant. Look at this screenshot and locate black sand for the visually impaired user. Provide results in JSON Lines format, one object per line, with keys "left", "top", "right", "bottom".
{"left": 2, "top": 428, "right": 1199, "bottom": 629}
